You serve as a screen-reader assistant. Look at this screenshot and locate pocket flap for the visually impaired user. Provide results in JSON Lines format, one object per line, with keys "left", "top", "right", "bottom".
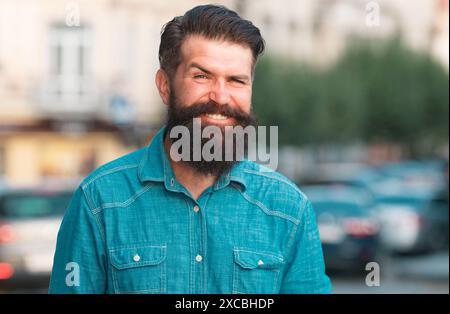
{"left": 110, "top": 245, "right": 166, "bottom": 270}
{"left": 233, "top": 248, "right": 284, "bottom": 270}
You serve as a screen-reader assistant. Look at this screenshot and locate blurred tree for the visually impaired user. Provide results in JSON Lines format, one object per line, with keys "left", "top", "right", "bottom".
{"left": 253, "top": 36, "right": 449, "bottom": 157}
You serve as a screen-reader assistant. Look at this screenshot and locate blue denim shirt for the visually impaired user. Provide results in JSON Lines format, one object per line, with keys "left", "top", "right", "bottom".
{"left": 49, "top": 127, "right": 332, "bottom": 294}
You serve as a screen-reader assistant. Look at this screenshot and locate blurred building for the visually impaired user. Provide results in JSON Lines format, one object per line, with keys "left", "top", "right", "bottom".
{"left": 241, "top": 0, "right": 449, "bottom": 69}
{"left": 0, "top": 0, "right": 232, "bottom": 185}
{"left": 0, "top": 0, "right": 447, "bottom": 185}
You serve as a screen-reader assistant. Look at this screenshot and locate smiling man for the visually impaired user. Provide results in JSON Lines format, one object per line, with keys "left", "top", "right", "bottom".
{"left": 49, "top": 4, "right": 332, "bottom": 294}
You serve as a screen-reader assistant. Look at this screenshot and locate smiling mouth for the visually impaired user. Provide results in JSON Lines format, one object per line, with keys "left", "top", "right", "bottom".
{"left": 198, "top": 113, "right": 237, "bottom": 126}
{"left": 203, "top": 113, "right": 229, "bottom": 121}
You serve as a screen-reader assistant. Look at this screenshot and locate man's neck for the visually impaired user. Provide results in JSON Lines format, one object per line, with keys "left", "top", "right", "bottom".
{"left": 164, "top": 134, "right": 217, "bottom": 200}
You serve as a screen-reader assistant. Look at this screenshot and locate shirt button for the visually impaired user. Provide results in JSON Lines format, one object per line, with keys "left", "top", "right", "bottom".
{"left": 193, "top": 205, "right": 200, "bottom": 213}
{"left": 133, "top": 254, "right": 141, "bottom": 262}
{"left": 195, "top": 255, "right": 203, "bottom": 262}
{"left": 170, "top": 178, "right": 175, "bottom": 186}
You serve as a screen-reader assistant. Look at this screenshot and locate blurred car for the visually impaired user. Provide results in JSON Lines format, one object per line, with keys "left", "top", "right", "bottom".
{"left": 0, "top": 185, "right": 73, "bottom": 290}
{"left": 303, "top": 160, "right": 447, "bottom": 194}
{"left": 377, "top": 160, "right": 447, "bottom": 189}
{"left": 371, "top": 180, "right": 449, "bottom": 254}
{"left": 302, "top": 185, "right": 380, "bottom": 273}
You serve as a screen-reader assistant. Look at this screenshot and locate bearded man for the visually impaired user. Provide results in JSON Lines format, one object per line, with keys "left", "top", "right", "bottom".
{"left": 49, "top": 4, "right": 332, "bottom": 294}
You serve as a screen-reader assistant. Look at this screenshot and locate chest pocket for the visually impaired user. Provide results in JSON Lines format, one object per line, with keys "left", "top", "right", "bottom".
{"left": 232, "top": 247, "right": 285, "bottom": 294}
{"left": 110, "top": 244, "right": 166, "bottom": 294}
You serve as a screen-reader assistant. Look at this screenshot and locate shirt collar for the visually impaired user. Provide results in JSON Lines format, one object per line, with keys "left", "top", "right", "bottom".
{"left": 138, "top": 126, "right": 247, "bottom": 191}
{"left": 213, "top": 160, "right": 248, "bottom": 191}
{"left": 138, "top": 127, "right": 166, "bottom": 183}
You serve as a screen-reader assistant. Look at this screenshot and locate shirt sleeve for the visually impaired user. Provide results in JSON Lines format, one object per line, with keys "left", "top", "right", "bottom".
{"left": 48, "top": 186, "right": 107, "bottom": 294}
{"left": 279, "top": 199, "right": 332, "bottom": 294}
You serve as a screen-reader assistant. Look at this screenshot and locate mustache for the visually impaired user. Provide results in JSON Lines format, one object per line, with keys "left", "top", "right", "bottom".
{"left": 168, "top": 101, "right": 255, "bottom": 125}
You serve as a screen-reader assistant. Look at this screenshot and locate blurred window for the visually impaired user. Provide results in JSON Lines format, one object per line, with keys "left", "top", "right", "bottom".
{"left": 0, "top": 192, "right": 71, "bottom": 219}
{"left": 46, "top": 24, "right": 92, "bottom": 109}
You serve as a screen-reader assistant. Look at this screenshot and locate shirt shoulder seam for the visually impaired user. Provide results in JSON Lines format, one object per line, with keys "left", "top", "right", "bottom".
{"left": 81, "top": 164, "right": 140, "bottom": 189}
{"left": 91, "top": 182, "right": 156, "bottom": 214}
{"left": 231, "top": 185, "right": 301, "bottom": 225}
{"left": 80, "top": 185, "right": 107, "bottom": 244}
{"left": 242, "top": 168, "right": 306, "bottom": 199}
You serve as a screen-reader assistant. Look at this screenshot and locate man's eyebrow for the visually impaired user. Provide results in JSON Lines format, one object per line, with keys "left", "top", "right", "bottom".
{"left": 189, "top": 62, "right": 250, "bottom": 82}
{"left": 189, "top": 63, "right": 212, "bottom": 75}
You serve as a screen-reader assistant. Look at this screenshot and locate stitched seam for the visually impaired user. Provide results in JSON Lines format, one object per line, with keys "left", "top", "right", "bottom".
{"left": 111, "top": 244, "right": 166, "bottom": 293}
{"left": 81, "top": 187, "right": 107, "bottom": 248}
{"left": 116, "top": 288, "right": 161, "bottom": 294}
{"left": 285, "top": 197, "right": 308, "bottom": 258}
{"left": 232, "top": 260, "right": 238, "bottom": 294}
{"left": 137, "top": 146, "right": 150, "bottom": 180}
{"left": 82, "top": 164, "right": 139, "bottom": 188}
{"left": 161, "top": 255, "right": 166, "bottom": 293}
{"left": 273, "top": 268, "right": 281, "bottom": 292}
{"left": 278, "top": 199, "right": 308, "bottom": 291}
{"left": 228, "top": 176, "right": 246, "bottom": 189}
{"left": 185, "top": 198, "right": 194, "bottom": 294}
{"left": 141, "top": 176, "right": 164, "bottom": 181}
{"left": 92, "top": 183, "right": 155, "bottom": 213}
{"left": 110, "top": 244, "right": 167, "bottom": 251}
{"left": 233, "top": 267, "right": 280, "bottom": 294}
{"left": 112, "top": 266, "right": 119, "bottom": 293}
{"left": 111, "top": 261, "right": 165, "bottom": 269}
{"left": 242, "top": 169, "right": 306, "bottom": 198}
{"left": 234, "top": 248, "right": 285, "bottom": 261}
{"left": 111, "top": 270, "right": 163, "bottom": 294}
{"left": 201, "top": 194, "right": 212, "bottom": 294}
{"left": 231, "top": 185, "right": 300, "bottom": 225}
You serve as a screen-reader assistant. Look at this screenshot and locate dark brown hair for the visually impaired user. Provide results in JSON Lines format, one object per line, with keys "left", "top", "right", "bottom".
{"left": 159, "top": 4, "right": 265, "bottom": 79}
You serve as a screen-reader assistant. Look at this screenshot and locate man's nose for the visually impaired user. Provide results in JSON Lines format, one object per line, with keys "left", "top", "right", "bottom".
{"left": 209, "top": 80, "right": 230, "bottom": 105}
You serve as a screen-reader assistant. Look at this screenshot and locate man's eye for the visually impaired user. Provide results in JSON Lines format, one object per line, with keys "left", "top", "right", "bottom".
{"left": 232, "top": 79, "right": 245, "bottom": 85}
{"left": 194, "top": 74, "right": 208, "bottom": 79}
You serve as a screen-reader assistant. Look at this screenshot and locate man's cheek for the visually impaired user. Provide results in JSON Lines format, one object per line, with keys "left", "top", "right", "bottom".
{"left": 237, "top": 98, "right": 252, "bottom": 114}
{"left": 234, "top": 89, "right": 252, "bottom": 110}
{"left": 181, "top": 84, "right": 209, "bottom": 103}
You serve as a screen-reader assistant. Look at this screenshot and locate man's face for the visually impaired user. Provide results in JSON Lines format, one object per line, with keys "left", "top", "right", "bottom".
{"left": 159, "top": 35, "right": 256, "bottom": 176}
{"left": 170, "top": 35, "right": 254, "bottom": 124}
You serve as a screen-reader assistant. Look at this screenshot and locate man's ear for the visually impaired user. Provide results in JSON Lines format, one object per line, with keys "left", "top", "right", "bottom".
{"left": 155, "top": 69, "right": 170, "bottom": 105}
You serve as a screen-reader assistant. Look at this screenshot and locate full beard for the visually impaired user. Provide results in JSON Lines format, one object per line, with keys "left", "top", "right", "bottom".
{"left": 165, "top": 91, "right": 256, "bottom": 177}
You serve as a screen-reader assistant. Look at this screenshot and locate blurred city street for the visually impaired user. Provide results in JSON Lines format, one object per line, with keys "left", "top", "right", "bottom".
{"left": 0, "top": 0, "right": 448, "bottom": 294}
{"left": 332, "top": 252, "right": 449, "bottom": 294}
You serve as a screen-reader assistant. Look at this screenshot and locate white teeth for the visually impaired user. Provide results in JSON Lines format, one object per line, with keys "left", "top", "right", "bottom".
{"left": 205, "top": 114, "right": 228, "bottom": 120}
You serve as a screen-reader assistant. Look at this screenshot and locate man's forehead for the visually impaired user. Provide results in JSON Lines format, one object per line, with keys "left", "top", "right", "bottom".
{"left": 179, "top": 35, "right": 253, "bottom": 74}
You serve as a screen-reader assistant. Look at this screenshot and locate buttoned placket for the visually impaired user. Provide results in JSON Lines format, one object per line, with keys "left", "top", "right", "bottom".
{"left": 186, "top": 174, "right": 234, "bottom": 293}
{"left": 188, "top": 192, "right": 210, "bottom": 294}
{"left": 159, "top": 136, "right": 239, "bottom": 294}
